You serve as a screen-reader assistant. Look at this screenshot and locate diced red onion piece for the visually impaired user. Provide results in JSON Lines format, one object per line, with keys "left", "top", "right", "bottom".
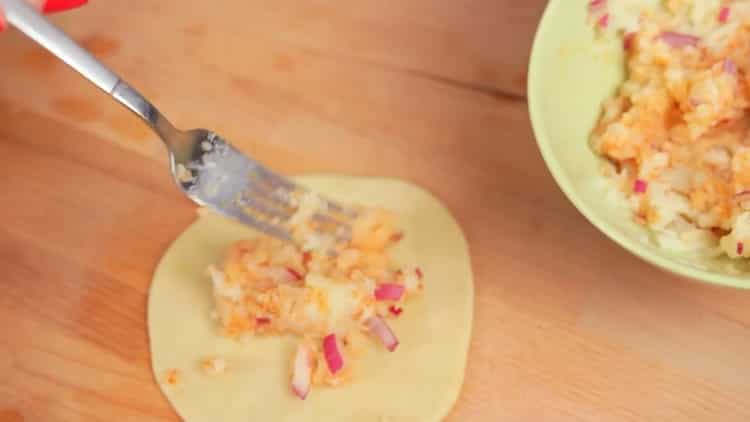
{"left": 733, "top": 190, "right": 750, "bottom": 202}
{"left": 711, "top": 227, "right": 730, "bottom": 238}
{"left": 719, "top": 6, "right": 731, "bottom": 23}
{"left": 367, "top": 316, "right": 399, "bottom": 352}
{"left": 322, "top": 334, "right": 344, "bottom": 374}
{"left": 597, "top": 13, "right": 610, "bottom": 29}
{"left": 737, "top": 242, "right": 744, "bottom": 255}
{"left": 415, "top": 267, "right": 424, "bottom": 279}
{"left": 286, "top": 267, "right": 303, "bottom": 282}
{"left": 389, "top": 305, "right": 403, "bottom": 316}
{"left": 624, "top": 32, "right": 636, "bottom": 51}
{"left": 588, "top": 0, "right": 606, "bottom": 12}
{"left": 291, "top": 344, "right": 313, "bottom": 400}
{"left": 723, "top": 58, "right": 737, "bottom": 75}
{"left": 374, "top": 283, "right": 405, "bottom": 301}
{"left": 660, "top": 31, "right": 700, "bottom": 48}
{"left": 634, "top": 179, "right": 648, "bottom": 194}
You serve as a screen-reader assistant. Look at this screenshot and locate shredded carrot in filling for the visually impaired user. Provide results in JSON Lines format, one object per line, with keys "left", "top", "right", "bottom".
{"left": 200, "top": 357, "right": 227, "bottom": 376}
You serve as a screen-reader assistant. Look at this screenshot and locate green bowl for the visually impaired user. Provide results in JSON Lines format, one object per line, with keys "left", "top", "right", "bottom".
{"left": 528, "top": 0, "right": 750, "bottom": 288}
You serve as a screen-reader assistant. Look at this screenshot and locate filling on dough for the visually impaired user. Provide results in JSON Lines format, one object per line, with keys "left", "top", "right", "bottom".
{"left": 205, "top": 194, "right": 425, "bottom": 400}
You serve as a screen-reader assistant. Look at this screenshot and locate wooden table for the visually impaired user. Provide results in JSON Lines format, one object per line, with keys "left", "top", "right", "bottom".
{"left": 2, "top": 1, "right": 750, "bottom": 420}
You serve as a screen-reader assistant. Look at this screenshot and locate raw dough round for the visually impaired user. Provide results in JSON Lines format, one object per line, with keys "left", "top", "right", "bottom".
{"left": 148, "top": 175, "right": 474, "bottom": 422}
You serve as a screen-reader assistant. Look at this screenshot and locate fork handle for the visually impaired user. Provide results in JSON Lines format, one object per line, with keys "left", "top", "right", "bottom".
{"left": 0, "top": 0, "right": 178, "bottom": 138}
{"left": 1, "top": 0, "right": 117, "bottom": 92}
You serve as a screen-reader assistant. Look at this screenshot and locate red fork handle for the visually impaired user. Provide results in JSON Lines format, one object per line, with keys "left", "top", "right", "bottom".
{"left": 1, "top": 0, "right": 87, "bottom": 31}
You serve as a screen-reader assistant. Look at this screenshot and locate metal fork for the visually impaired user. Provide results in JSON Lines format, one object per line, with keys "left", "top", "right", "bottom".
{"left": 1, "top": 0, "right": 352, "bottom": 241}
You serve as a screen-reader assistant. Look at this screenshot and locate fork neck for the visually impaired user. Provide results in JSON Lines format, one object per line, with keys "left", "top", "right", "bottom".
{"left": 111, "top": 80, "right": 180, "bottom": 143}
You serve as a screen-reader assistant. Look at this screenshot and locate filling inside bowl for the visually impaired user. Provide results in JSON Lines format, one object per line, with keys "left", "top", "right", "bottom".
{"left": 589, "top": 0, "right": 750, "bottom": 262}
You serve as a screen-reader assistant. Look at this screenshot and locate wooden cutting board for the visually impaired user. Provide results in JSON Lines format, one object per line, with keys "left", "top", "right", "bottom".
{"left": 2, "top": 1, "right": 750, "bottom": 421}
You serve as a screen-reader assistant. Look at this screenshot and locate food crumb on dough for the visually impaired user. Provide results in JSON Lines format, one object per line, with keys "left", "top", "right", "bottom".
{"left": 164, "top": 368, "right": 181, "bottom": 386}
{"left": 200, "top": 357, "right": 228, "bottom": 375}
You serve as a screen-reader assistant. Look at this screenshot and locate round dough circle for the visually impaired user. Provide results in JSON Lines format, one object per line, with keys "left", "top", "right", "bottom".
{"left": 148, "top": 175, "right": 474, "bottom": 422}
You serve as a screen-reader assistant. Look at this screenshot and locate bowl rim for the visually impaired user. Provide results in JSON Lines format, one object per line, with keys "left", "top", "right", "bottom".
{"left": 527, "top": 0, "right": 750, "bottom": 289}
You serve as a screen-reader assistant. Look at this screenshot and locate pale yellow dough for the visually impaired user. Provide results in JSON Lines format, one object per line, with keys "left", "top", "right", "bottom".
{"left": 148, "top": 175, "right": 474, "bottom": 422}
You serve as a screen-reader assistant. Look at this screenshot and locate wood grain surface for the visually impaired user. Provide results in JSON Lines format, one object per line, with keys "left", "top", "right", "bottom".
{"left": 2, "top": 1, "right": 750, "bottom": 421}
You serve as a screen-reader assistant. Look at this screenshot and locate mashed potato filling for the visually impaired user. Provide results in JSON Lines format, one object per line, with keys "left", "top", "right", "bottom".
{"left": 591, "top": 0, "right": 750, "bottom": 258}
{"left": 207, "top": 202, "right": 424, "bottom": 398}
